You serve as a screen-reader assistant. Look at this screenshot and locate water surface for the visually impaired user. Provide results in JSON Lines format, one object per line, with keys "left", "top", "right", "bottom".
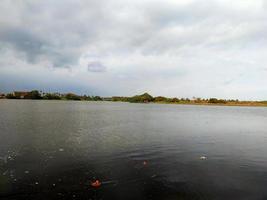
{"left": 1, "top": 100, "right": 267, "bottom": 199}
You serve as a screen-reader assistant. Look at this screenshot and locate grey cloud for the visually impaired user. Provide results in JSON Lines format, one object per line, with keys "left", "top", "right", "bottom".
{"left": 0, "top": 27, "right": 45, "bottom": 63}
{"left": 0, "top": 26, "right": 81, "bottom": 67}
{"left": 0, "top": 0, "right": 267, "bottom": 99}
{"left": 88, "top": 61, "right": 106, "bottom": 72}
{"left": 0, "top": 0, "right": 109, "bottom": 67}
{"left": 1, "top": 0, "right": 266, "bottom": 64}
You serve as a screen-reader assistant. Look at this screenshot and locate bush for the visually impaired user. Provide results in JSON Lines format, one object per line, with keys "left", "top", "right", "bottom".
{"left": 43, "top": 93, "right": 61, "bottom": 100}
{"left": 208, "top": 98, "right": 226, "bottom": 104}
{"left": 65, "top": 93, "right": 81, "bottom": 100}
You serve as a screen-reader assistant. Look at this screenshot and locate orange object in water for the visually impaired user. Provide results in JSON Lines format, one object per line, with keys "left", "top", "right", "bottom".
{"left": 91, "top": 180, "right": 101, "bottom": 188}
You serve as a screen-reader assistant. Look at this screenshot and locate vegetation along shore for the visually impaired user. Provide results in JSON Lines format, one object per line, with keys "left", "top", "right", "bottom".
{"left": 0, "top": 91, "right": 267, "bottom": 107}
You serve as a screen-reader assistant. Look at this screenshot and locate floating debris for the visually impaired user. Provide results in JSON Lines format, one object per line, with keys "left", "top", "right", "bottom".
{"left": 59, "top": 148, "right": 64, "bottom": 152}
{"left": 151, "top": 174, "right": 157, "bottom": 178}
{"left": 200, "top": 156, "right": 207, "bottom": 160}
{"left": 24, "top": 170, "right": 30, "bottom": 174}
{"left": 2, "top": 170, "right": 8, "bottom": 176}
{"left": 143, "top": 161, "right": 148, "bottom": 166}
{"left": 101, "top": 180, "right": 118, "bottom": 186}
{"left": 91, "top": 180, "right": 101, "bottom": 188}
{"left": 35, "top": 182, "right": 39, "bottom": 185}
{"left": 52, "top": 183, "right": 56, "bottom": 187}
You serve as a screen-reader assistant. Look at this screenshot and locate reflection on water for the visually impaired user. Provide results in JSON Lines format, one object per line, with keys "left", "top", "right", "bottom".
{"left": 1, "top": 100, "right": 267, "bottom": 199}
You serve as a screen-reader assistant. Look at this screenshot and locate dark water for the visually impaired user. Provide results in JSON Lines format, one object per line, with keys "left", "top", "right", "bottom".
{"left": 1, "top": 100, "right": 267, "bottom": 200}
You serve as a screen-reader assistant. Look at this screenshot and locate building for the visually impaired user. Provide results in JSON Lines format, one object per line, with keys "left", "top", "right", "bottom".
{"left": 0, "top": 93, "right": 5, "bottom": 99}
{"left": 13, "top": 91, "right": 30, "bottom": 99}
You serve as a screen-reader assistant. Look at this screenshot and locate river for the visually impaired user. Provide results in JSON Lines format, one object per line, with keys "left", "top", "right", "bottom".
{"left": 0, "top": 100, "right": 267, "bottom": 199}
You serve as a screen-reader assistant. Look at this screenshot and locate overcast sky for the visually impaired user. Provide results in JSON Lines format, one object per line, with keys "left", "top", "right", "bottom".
{"left": 0, "top": 0, "right": 267, "bottom": 100}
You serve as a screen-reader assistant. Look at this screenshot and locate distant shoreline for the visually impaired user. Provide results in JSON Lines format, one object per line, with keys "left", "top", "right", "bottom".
{"left": 152, "top": 101, "right": 267, "bottom": 107}
{"left": 1, "top": 98, "right": 267, "bottom": 108}
{"left": 1, "top": 91, "right": 267, "bottom": 108}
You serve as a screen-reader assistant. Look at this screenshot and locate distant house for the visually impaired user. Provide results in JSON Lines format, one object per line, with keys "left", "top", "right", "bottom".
{"left": 0, "top": 93, "right": 5, "bottom": 99}
{"left": 13, "top": 91, "right": 30, "bottom": 99}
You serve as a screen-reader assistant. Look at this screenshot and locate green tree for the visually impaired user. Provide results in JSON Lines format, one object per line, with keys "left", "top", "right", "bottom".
{"left": 25, "top": 90, "right": 42, "bottom": 99}
{"left": 154, "top": 96, "right": 168, "bottom": 102}
{"left": 65, "top": 93, "right": 81, "bottom": 100}
{"left": 92, "top": 96, "right": 102, "bottom": 101}
{"left": 43, "top": 93, "right": 61, "bottom": 100}
{"left": 208, "top": 98, "right": 226, "bottom": 104}
{"left": 129, "top": 93, "right": 154, "bottom": 103}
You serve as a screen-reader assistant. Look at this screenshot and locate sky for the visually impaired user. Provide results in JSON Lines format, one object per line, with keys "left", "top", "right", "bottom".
{"left": 0, "top": 0, "right": 267, "bottom": 100}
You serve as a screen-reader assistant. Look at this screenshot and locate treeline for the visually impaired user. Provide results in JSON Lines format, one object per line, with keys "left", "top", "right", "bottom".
{"left": 111, "top": 93, "right": 267, "bottom": 106}
{"left": 4, "top": 90, "right": 103, "bottom": 101}
{"left": 111, "top": 93, "right": 232, "bottom": 104}
{"left": 2, "top": 91, "right": 267, "bottom": 106}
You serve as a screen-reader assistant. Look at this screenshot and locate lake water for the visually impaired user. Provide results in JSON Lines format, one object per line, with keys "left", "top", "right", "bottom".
{"left": 1, "top": 100, "right": 267, "bottom": 200}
